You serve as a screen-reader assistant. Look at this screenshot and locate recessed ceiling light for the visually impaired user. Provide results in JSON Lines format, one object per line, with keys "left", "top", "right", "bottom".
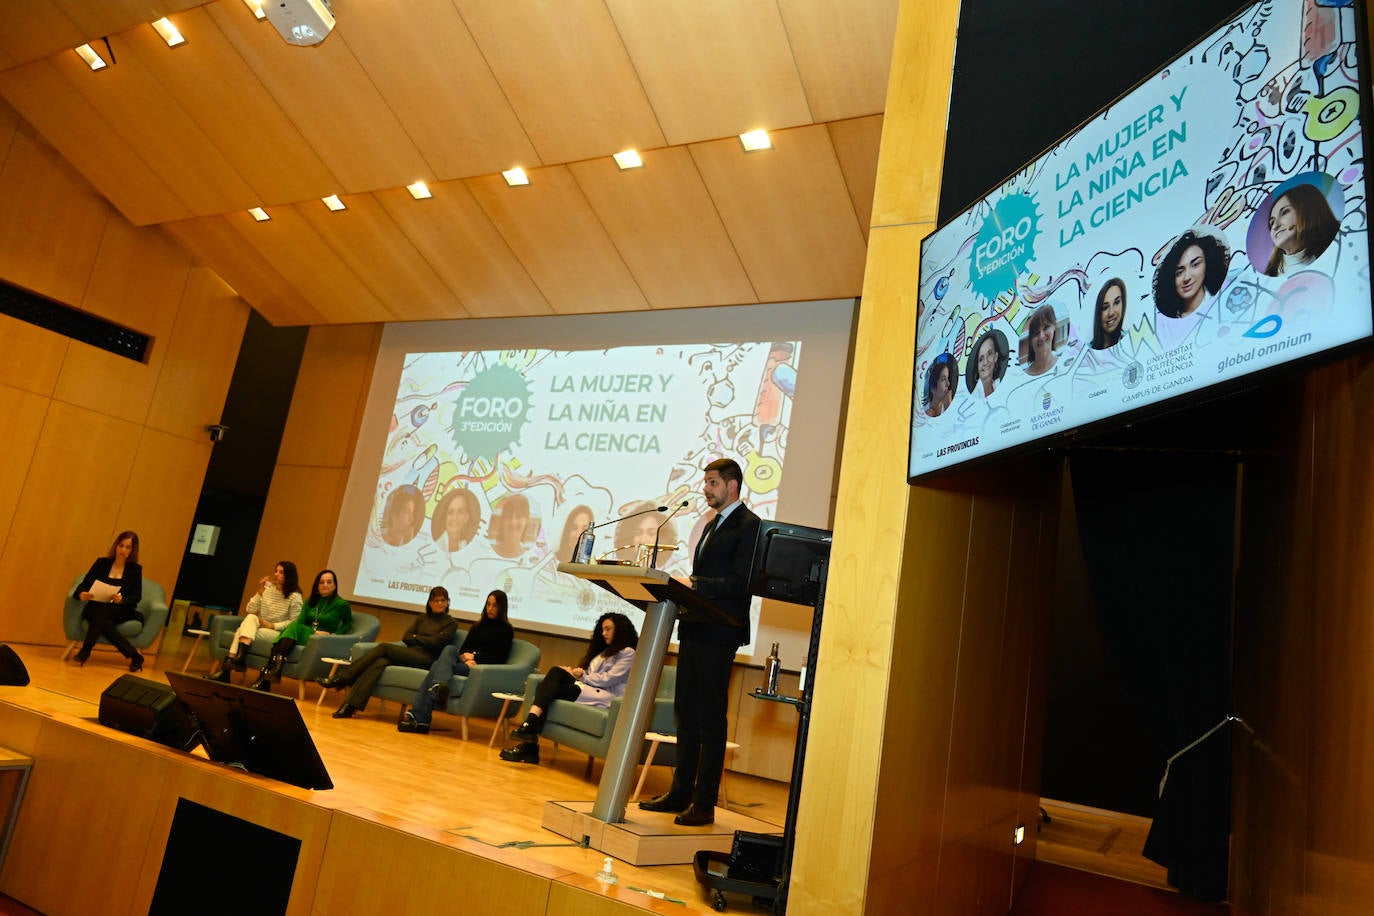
{"left": 502, "top": 167, "right": 530, "bottom": 187}
{"left": 248, "top": 207, "right": 270, "bottom": 222}
{"left": 322, "top": 194, "right": 346, "bottom": 212}
{"left": 739, "top": 129, "right": 772, "bottom": 152}
{"left": 151, "top": 18, "right": 186, "bottom": 47}
{"left": 74, "top": 44, "right": 108, "bottom": 71}
{"left": 242, "top": 0, "right": 267, "bottom": 21}
{"left": 406, "top": 181, "right": 432, "bottom": 200}
{"left": 613, "top": 149, "right": 643, "bottom": 170}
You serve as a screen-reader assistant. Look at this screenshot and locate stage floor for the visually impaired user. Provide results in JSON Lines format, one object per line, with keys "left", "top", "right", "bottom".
{"left": 6, "top": 642, "right": 790, "bottom": 913}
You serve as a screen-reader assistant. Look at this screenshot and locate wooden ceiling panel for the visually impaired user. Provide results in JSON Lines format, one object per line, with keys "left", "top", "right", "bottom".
{"left": 165, "top": 216, "right": 328, "bottom": 326}
{"left": 204, "top": 1, "right": 431, "bottom": 194}
{"left": 374, "top": 184, "right": 554, "bottom": 320}
{"left": 224, "top": 207, "right": 396, "bottom": 325}
{"left": 690, "top": 125, "right": 867, "bottom": 302}
{"left": 0, "top": 1, "right": 81, "bottom": 70}
{"left": 338, "top": 0, "right": 538, "bottom": 180}
{"left": 0, "top": 58, "right": 190, "bottom": 224}
{"left": 570, "top": 148, "right": 757, "bottom": 310}
{"left": 465, "top": 167, "right": 649, "bottom": 315}
{"left": 454, "top": 0, "right": 665, "bottom": 164}
{"left": 828, "top": 115, "right": 884, "bottom": 241}
{"left": 0, "top": 127, "right": 108, "bottom": 307}
{"left": 778, "top": 0, "right": 899, "bottom": 123}
{"left": 130, "top": 6, "right": 341, "bottom": 207}
{"left": 296, "top": 194, "right": 469, "bottom": 322}
{"left": 66, "top": 29, "right": 260, "bottom": 216}
{"left": 606, "top": 0, "right": 814, "bottom": 146}
{"left": 50, "top": 0, "right": 205, "bottom": 46}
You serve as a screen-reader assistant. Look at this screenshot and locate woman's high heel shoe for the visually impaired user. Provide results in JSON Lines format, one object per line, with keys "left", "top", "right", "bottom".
{"left": 72, "top": 651, "right": 90, "bottom": 667}
{"left": 128, "top": 653, "right": 144, "bottom": 673}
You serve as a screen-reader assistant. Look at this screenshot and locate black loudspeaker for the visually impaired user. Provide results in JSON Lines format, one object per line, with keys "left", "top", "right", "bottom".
{"left": 0, "top": 644, "right": 30, "bottom": 686}
{"left": 99, "top": 675, "right": 196, "bottom": 750}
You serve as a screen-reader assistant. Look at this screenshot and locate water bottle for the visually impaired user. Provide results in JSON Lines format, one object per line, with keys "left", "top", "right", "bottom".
{"left": 573, "top": 524, "right": 596, "bottom": 563}
{"left": 763, "top": 642, "right": 781, "bottom": 695}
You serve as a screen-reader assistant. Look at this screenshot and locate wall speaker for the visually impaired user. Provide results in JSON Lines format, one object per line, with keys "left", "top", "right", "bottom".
{"left": 99, "top": 675, "right": 196, "bottom": 750}
{"left": 0, "top": 644, "right": 30, "bottom": 686}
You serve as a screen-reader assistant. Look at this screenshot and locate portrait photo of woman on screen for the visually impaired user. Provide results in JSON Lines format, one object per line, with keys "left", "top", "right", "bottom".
{"left": 1248, "top": 176, "right": 1342, "bottom": 277}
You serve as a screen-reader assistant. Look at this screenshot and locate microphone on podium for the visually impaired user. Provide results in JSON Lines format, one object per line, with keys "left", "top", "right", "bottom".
{"left": 572, "top": 502, "right": 673, "bottom": 564}
{"left": 650, "top": 500, "right": 690, "bottom": 569}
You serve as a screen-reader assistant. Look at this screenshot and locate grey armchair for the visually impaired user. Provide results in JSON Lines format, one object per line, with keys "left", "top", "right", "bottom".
{"left": 62, "top": 575, "right": 170, "bottom": 663}
{"left": 207, "top": 610, "right": 380, "bottom": 699}
{"left": 518, "top": 664, "right": 677, "bottom": 776}
{"left": 356, "top": 633, "right": 542, "bottom": 740}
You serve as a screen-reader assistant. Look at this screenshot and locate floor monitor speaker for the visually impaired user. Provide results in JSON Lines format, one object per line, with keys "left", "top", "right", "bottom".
{"left": 0, "top": 644, "right": 30, "bottom": 686}
{"left": 98, "top": 675, "right": 196, "bottom": 750}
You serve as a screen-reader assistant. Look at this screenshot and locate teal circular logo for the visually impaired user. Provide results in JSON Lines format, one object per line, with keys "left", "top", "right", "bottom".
{"left": 970, "top": 193, "right": 1040, "bottom": 302}
{"left": 450, "top": 364, "right": 532, "bottom": 460}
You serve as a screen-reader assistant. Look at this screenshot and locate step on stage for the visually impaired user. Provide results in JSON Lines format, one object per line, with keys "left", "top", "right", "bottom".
{"left": 544, "top": 799, "right": 778, "bottom": 865}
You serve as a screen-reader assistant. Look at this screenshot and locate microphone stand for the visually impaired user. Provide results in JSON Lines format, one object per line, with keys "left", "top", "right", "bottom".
{"left": 650, "top": 500, "right": 690, "bottom": 568}
{"left": 575, "top": 502, "right": 671, "bottom": 563}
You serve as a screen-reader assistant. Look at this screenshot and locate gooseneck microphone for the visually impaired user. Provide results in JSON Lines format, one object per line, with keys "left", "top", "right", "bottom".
{"left": 651, "top": 500, "right": 691, "bottom": 569}
{"left": 573, "top": 502, "right": 672, "bottom": 563}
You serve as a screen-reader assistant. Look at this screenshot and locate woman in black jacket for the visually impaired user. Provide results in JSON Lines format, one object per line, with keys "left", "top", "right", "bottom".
{"left": 71, "top": 530, "right": 145, "bottom": 671}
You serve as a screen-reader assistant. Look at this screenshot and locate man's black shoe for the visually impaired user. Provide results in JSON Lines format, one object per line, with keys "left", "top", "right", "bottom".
{"left": 674, "top": 804, "right": 715, "bottom": 827}
{"left": 638, "top": 793, "right": 690, "bottom": 814}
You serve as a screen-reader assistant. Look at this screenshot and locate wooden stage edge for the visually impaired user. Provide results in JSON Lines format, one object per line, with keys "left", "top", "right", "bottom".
{"left": 544, "top": 800, "right": 778, "bottom": 866}
{"left": 0, "top": 646, "right": 791, "bottom": 916}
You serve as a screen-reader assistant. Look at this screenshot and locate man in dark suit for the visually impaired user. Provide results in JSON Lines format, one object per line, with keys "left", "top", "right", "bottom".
{"left": 640, "top": 457, "right": 759, "bottom": 826}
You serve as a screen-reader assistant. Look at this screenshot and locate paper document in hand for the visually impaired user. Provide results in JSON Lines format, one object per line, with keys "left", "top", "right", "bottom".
{"left": 88, "top": 581, "right": 121, "bottom": 601}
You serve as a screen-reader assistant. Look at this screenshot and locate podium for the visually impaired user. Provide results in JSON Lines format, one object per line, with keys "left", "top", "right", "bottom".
{"left": 543, "top": 562, "right": 772, "bottom": 865}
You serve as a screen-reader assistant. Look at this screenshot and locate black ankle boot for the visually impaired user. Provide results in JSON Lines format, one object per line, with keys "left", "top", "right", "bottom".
{"left": 499, "top": 740, "right": 540, "bottom": 764}
{"left": 249, "top": 656, "right": 281, "bottom": 692}
{"left": 230, "top": 650, "right": 249, "bottom": 671}
{"left": 510, "top": 716, "right": 541, "bottom": 740}
{"left": 128, "top": 652, "right": 144, "bottom": 673}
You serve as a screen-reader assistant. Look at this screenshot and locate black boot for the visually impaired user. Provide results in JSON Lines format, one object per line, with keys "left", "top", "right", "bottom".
{"left": 499, "top": 740, "right": 540, "bottom": 764}
{"left": 249, "top": 655, "right": 283, "bottom": 691}
{"left": 207, "top": 665, "right": 232, "bottom": 683}
{"left": 230, "top": 648, "right": 249, "bottom": 671}
{"left": 509, "top": 714, "right": 541, "bottom": 740}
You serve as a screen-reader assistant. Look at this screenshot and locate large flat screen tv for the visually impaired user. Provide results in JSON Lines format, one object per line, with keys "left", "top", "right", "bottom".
{"left": 909, "top": 0, "right": 1374, "bottom": 481}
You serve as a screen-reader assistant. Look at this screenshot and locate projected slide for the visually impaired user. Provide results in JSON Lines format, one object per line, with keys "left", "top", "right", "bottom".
{"left": 909, "top": 0, "right": 1373, "bottom": 479}
{"left": 354, "top": 342, "right": 799, "bottom": 636}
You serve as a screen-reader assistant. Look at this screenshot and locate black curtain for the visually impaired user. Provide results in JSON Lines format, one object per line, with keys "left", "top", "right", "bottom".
{"left": 1070, "top": 449, "right": 1235, "bottom": 901}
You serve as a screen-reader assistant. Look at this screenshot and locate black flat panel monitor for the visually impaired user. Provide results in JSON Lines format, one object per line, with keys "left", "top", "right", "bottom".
{"left": 165, "top": 671, "right": 333, "bottom": 790}
{"left": 749, "top": 520, "right": 832, "bottom": 607}
{"left": 909, "top": 0, "right": 1374, "bottom": 480}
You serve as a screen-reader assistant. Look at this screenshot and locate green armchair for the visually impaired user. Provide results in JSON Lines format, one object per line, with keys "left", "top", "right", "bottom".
{"left": 62, "top": 575, "right": 169, "bottom": 663}
{"left": 207, "top": 611, "right": 381, "bottom": 699}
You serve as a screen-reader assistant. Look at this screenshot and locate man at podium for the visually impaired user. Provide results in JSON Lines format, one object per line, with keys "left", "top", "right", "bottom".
{"left": 640, "top": 457, "right": 759, "bottom": 826}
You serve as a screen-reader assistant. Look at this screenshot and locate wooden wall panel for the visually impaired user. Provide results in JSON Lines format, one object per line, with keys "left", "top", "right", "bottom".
{"left": 119, "top": 428, "right": 211, "bottom": 595}
{"left": 0, "top": 717, "right": 173, "bottom": 916}
{"left": 0, "top": 313, "right": 69, "bottom": 398}
{"left": 314, "top": 812, "right": 558, "bottom": 915}
{"left": 146, "top": 266, "right": 249, "bottom": 440}
{"left": 277, "top": 324, "right": 380, "bottom": 469}
{"left": 0, "top": 402, "right": 140, "bottom": 645}
{"left": 0, "top": 386, "right": 51, "bottom": 561}
{"left": 0, "top": 128, "right": 243, "bottom": 648}
{"left": 0, "top": 125, "right": 108, "bottom": 304}
{"left": 827, "top": 115, "right": 884, "bottom": 243}
{"left": 243, "top": 465, "right": 350, "bottom": 610}
{"left": 778, "top": 0, "right": 900, "bottom": 122}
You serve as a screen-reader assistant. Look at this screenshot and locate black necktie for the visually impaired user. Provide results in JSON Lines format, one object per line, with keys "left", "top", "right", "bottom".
{"left": 695, "top": 515, "right": 719, "bottom": 565}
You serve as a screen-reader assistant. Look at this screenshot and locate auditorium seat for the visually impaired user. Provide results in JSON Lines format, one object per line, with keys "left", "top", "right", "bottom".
{"left": 517, "top": 665, "right": 677, "bottom": 777}
{"left": 352, "top": 634, "right": 541, "bottom": 740}
{"left": 61, "top": 575, "right": 170, "bottom": 663}
{"left": 206, "top": 611, "right": 381, "bottom": 699}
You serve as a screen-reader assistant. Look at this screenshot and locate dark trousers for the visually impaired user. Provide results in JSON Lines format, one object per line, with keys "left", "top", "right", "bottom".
{"left": 79, "top": 601, "right": 140, "bottom": 658}
{"left": 530, "top": 667, "right": 582, "bottom": 725}
{"left": 340, "top": 644, "right": 435, "bottom": 709}
{"left": 671, "top": 637, "right": 735, "bottom": 807}
{"left": 410, "top": 646, "right": 473, "bottom": 723}
{"left": 268, "top": 637, "right": 297, "bottom": 661}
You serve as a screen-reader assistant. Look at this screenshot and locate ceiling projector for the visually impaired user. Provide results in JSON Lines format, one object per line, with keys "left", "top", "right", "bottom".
{"left": 263, "top": 0, "right": 335, "bottom": 47}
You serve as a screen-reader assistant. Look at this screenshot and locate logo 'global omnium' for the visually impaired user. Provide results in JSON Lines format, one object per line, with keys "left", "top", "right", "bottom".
{"left": 970, "top": 192, "right": 1040, "bottom": 302}
{"left": 450, "top": 364, "right": 532, "bottom": 460}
